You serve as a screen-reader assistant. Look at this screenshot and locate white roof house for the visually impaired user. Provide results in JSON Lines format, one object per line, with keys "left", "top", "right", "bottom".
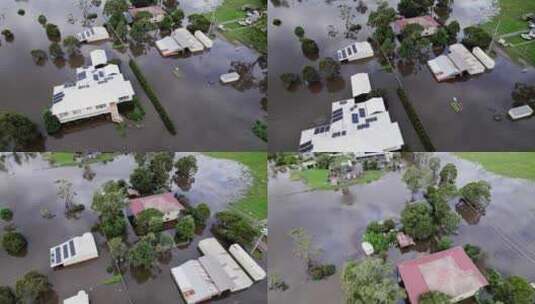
{"left": 194, "top": 30, "right": 213, "bottom": 48}
{"left": 427, "top": 55, "right": 461, "bottom": 82}
{"left": 299, "top": 97, "right": 404, "bottom": 152}
{"left": 337, "top": 41, "right": 374, "bottom": 62}
{"left": 50, "top": 50, "right": 134, "bottom": 124}
{"left": 155, "top": 28, "right": 205, "bottom": 56}
{"left": 198, "top": 238, "right": 253, "bottom": 292}
{"left": 351, "top": 73, "right": 372, "bottom": 98}
{"left": 448, "top": 44, "right": 486, "bottom": 75}
{"left": 50, "top": 233, "right": 99, "bottom": 268}
{"left": 171, "top": 260, "right": 221, "bottom": 304}
{"left": 63, "top": 290, "right": 89, "bottom": 304}
{"left": 90, "top": 49, "right": 107, "bottom": 67}
{"left": 220, "top": 72, "right": 240, "bottom": 84}
{"left": 76, "top": 26, "right": 110, "bottom": 43}
{"left": 508, "top": 105, "right": 533, "bottom": 120}
{"left": 472, "top": 47, "right": 495, "bottom": 70}
{"left": 229, "top": 244, "right": 266, "bottom": 282}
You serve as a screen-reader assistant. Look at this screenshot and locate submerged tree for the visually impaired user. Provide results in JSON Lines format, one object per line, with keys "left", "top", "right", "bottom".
{"left": 55, "top": 179, "right": 77, "bottom": 212}
{"left": 15, "top": 271, "right": 52, "bottom": 303}
{"left": 419, "top": 291, "right": 451, "bottom": 304}
{"left": 401, "top": 202, "right": 435, "bottom": 240}
{"left": 459, "top": 181, "right": 492, "bottom": 211}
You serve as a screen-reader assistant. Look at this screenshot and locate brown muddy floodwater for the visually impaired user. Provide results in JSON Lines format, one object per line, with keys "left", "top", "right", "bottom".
{"left": 268, "top": 0, "right": 535, "bottom": 151}
{"left": 0, "top": 153, "right": 266, "bottom": 304}
{"left": 268, "top": 152, "right": 535, "bottom": 304}
{"left": 0, "top": 0, "right": 266, "bottom": 151}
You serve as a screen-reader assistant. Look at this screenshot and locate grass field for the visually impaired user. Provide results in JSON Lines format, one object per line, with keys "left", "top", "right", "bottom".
{"left": 481, "top": 0, "right": 535, "bottom": 65}
{"left": 206, "top": 0, "right": 267, "bottom": 54}
{"left": 203, "top": 152, "right": 267, "bottom": 221}
{"left": 455, "top": 152, "right": 535, "bottom": 181}
{"left": 44, "top": 152, "right": 116, "bottom": 167}
{"left": 291, "top": 169, "right": 384, "bottom": 191}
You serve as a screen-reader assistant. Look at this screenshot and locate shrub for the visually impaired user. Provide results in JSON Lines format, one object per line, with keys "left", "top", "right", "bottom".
{"left": 309, "top": 263, "right": 336, "bottom": 280}
{"left": 189, "top": 203, "right": 210, "bottom": 227}
{"left": 302, "top": 66, "right": 320, "bottom": 84}
{"left": 462, "top": 26, "right": 492, "bottom": 49}
{"left": 280, "top": 73, "right": 300, "bottom": 89}
{"left": 319, "top": 57, "right": 341, "bottom": 80}
{"left": 17, "top": 9, "right": 25, "bottom": 16}
{"left": 175, "top": 215, "right": 195, "bottom": 242}
{"left": 99, "top": 215, "right": 126, "bottom": 239}
{"left": 187, "top": 14, "right": 210, "bottom": 33}
{"left": 0, "top": 286, "right": 15, "bottom": 304}
{"left": 48, "top": 42, "right": 64, "bottom": 59}
{"left": 252, "top": 120, "right": 267, "bottom": 142}
{"left": 436, "top": 237, "right": 453, "bottom": 251}
{"left": 294, "top": 26, "right": 305, "bottom": 38}
{"left": 125, "top": 96, "right": 145, "bottom": 122}
{"left": 396, "top": 87, "right": 435, "bottom": 151}
{"left": 1, "top": 29, "right": 14, "bottom": 40}
{"left": 170, "top": 9, "right": 185, "bottom": 26}
{"left": 38, "top": 15, "right": 47, "bottom": 25}
{"left": 273, "top": 19, "right": 281, "bottom": 26}
{"left": 45, "top": 23, "right": 61, "bottom": 41}
{"left": 213, "top": 211, "right": 260, "bottom": 247}
{"left": 0, "top": 208, "right": 13, "bottom": 221}
{"left": 464, "top": 244, "right": 483, "bottom": 262}
{"left": 15, "top": 271, "right": 51, "bottom": 303}
{"left": 135, "top": 208, "right": 164, "bottom": 236}
{"left": 128, "top": 59, "right": 176, "bottom": 134}
{"left": 42, "top": 109, "right": 61, "bottom": 134}
{"left": 301, "top": 38, "right": 319, "bottom": 57}
{"left": 2, "top": 232, "right": 27, "bottom": 255}
{"left": 0, "top": 111, "right": 42, "bottom": 151}
{"left": 30, "top": 49, "right": 48, "bottom": 64}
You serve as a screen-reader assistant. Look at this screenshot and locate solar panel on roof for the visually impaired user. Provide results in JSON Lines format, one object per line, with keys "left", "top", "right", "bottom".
{"left": 55, "top": 247, "right": 62, "bottom": 263}
{"left": 63, "top": 244, "right": 69, "bottom": 259}
{"left": 352, "top": 44, "right": 358, "bottom": 53}
{"left": 341, "top": 49, "right": 347, "bottom": 58}
{"left": 93, "top": 75, "right": 99, "bottom": 81}
{"left": 366, "top": 117, "right": 378, "bottom": 123}
{"left": 90, "top": 28, "right": 95, "bottom": 34}
{"left": 352, "top": 113, "right": 359, "bottom": 123}
{"left": 332, "top": 115, "right": 343, "bottom": 123}
{"left": 359, "top": 108, "right": 366, "bottom": 117}
{"left": 69, "top": 240, "right": 76, "bottom": 256}
{"left": 77, "top": 71, "right": 87, "bottom": 80}
{"left": 332, "top": 108, "right": 343, "bottom": 115}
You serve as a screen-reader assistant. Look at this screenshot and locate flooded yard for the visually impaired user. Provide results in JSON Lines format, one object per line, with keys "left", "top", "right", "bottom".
{"left": 0, "top": 0, "right": 266, "bottom": 151}
{"left": 0, "top": 153, "right": 267, "bottom": 303}
{"left": 268, "top": 152, "right": 535, "bottom": 303}
{"left": 268, "top": 0, "right": 535, "bottom": 151}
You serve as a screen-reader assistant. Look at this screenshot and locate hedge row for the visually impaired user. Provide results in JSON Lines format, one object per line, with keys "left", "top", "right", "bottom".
{"left": 396, "top": 87, "right": 435, "bottom": 151}
{"left": 128, "top": 59, "right": 176, "bottom": 135}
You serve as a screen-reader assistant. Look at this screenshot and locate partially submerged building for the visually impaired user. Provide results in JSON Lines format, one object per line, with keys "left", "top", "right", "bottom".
{"left": 229, "top": 244, "right": 267, "bottom": 282}
{"left": 448, "top": 44, "right": 486, "bottom": 76}
{"left": 128, "top": 5, "right": 166, "bottom": 23}
{"left": 76, "top": 26, "right": 110, "bottom": 43}
{"left": 50, "top": 232, "right": 99, "bottom": 268}
{"left": 392, "top": 16, "right": 440, "bottom": 37}
{"left": 337, "top": 41, "right": 374, "bottom": 62}
{"left": 129, "top": 192, "right": 185, "bottom": 224}
{"left": 428, "top": 44, "right": 489, "bottom": 81}
{"left": 398, "top": 247, "right": 488, "bottom": 304}
{"left": 194, "top": 30, "right": 213, "bottom": 48}
{"left": 299, "top": 73, "right": 404, "bottom": 152}
{"left": 472, "top": 47, "right": 495, "bottom": 70}
{"left": 508, "top": 104, "right": 534, "bottom": 120}
{"left": 155, "top": 28, "right": 206, "bottom": 56}
{"left": 50, "top": 49, "right": 134, "bottom": 124}
{"left": 63, "top": 290, "right": 89, "bottom": 304}
{"left": 171, "top": 238, "right": 260, "bottom": 304}
{"left": 427, "top": 55, "right": 461, "bottom": 82}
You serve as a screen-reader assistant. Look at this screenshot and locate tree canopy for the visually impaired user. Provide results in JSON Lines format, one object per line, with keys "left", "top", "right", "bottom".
{"left": 0, "top": 111, "right": 41, "bottom": 151}
{"left": 15, "top": 271, "right": 52, "bottom": 303}
{"left": 213, "top": 211, "right": 260, "bottom": 247}
{"left": 459, "top": 181, "right": 492, "bottom": 210}
{"left": 419, "top": 291, "right": 451, "bottom": 304}
{"left": 401, "top": 202, "right": 435, "bottom": 240}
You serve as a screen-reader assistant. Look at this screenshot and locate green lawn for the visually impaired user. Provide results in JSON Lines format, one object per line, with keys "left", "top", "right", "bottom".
{"left": 291, "top": 169, "right": 384, "bottom": 191}
{"left": 205, "top": 0, "right": 267, "bottom": 54}
{"left": 203, "top": 152, "right": 267, "bottom": 221}
{"left": 455, "top": 152, "right": 535, "bottom": 181}
{"left": 44, "top": 152, "right": 116, "bottom": 167}
{"left": 481, "top": 0, "right": 535, "bottom": 65}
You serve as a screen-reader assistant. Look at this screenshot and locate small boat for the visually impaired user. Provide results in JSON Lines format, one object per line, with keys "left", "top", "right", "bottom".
{"left": 172, "top": 66, "right": 181, "bottom": 78}
{"left": 450, "top": 97, "right": 463, "bottom": 113}
{"left": 220, "top": 72, "right": 240, "bottom": 84}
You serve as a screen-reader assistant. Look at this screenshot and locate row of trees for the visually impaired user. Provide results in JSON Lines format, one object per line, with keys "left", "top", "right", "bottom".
{"left": 0, "top": 271, "right": 53, "bottom": 304}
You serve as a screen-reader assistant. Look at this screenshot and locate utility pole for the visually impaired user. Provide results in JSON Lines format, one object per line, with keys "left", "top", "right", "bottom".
{"left": 489, "top": 19, "right": 502, "bottom": 53}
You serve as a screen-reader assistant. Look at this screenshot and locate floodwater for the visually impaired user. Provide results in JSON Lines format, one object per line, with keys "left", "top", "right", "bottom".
{"left": 268, "top": 0, "right": 535, "bottom": 151}
{"left": 268, "top": 153, "right": 535, "bottom": 303}
{"left": 0, "top": 0, "right": 266, "bottom": 151}
{"left": 0, "top": 153, "right": 267, "bottom": 303}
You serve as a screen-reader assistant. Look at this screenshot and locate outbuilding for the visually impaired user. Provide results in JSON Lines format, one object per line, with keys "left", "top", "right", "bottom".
{"left": 63, "top": 290, "right": 89, "bottom": 304}
{"left": 229, "top": 244, "right": 266, "bottom": 282}
{"left": 50, "top": 232, "right": 99, "bottom": 268}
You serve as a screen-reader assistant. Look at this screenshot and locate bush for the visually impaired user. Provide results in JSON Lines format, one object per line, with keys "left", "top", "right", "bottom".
{"left": 252, "top": 120, "right": 267, "bottom": 142}
{"left": 125, "top": 96, "right": 145, "bottom": 122}
{"left": 45, "top": 23, "right": 61, "bottom": 41}
{"left": 1, "top": 29, "right": 14, "bottom": 41}
{"left": 464, "top": 244, "right": 483, "bottom": 262}
{"left": 280, "top": 73, "right": 300, "bottom": 89}
{"left": 135, "top": 208, "right": 164, "bottom": 236}
{"left": 17, "top": 9, "right": 25, "bottom": 16}
{"left": 0, "top": 111, "right": 42, "bottom": 151}
{"left": 38, "top": 15, "right": 47, "bottom": 25}
{"left": 15, "top": 271, "right": 51, "bottom": 303}
{"left": 319, "top": 57, "right": 341, "bottom": 80}
{"left": 309, "top": 263, "right": 336, "bottom": 280}
{"left": 213, "top": 211, "right": 260, "bottom": 247}
{"left": 42, "top": 109, "right": 61, "bottom": 134}
{"left": 189, "top": 203, "right": 211, "bottom": 227}
{"left": 187, "top": 14, "right": 210, "bottom": 33}
{"left": 294, "top": 26, "right": 305, "bottom": 38}
{"left": 302, "top": 66, "right": 320, "bottom": 84}
{"left": 2, "top": 232, "right": 27, "bottom": 255}
{"left": 0, "top": 286, "right": 15, "bottom": 304}
{"left": 0, "top": 208, "right": 13, "bottom": 221}
{"left": 170, "top": 9, "right": 185, "bottom": 26}
{"left": 396, "top": 87, "right": 435, "bottom": 151}
{"left": 99, "top": 215, "right": 126, "bottom": 239}
{"left": 301, "top": 38, "right": 319, "bottom": 57}
{"left": 462, "top": 26, "right": 492, "bottom": 49}
{"left": 30, "top": 49, "right": 48, "bottom": 64}
{"left": 48, "top": 42, "right": 64, "bottom": 59}
{"left": 436, "top": 237, "right": 453, "bottom": 251}
{"left": 175, "top": 215, "right": 195, "bottom": 242}
{"left": 273, "top": 19, "right": 281, "bottom": 26}
{"left": 128, "top": 59, "right": 176, "bottom": 134}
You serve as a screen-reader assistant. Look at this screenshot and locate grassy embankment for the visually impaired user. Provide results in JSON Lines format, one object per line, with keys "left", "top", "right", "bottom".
{"left": 455, "top": 152, "right": 535, "bottom": 181}
{"left": 481, "top": 0, "right": 535, "bottom": 65}
{"left": 203, "top": 152, "right": 267, "bottom": 221}
{"left": 206, "top": 0, "right": 267, "bottom": 54}
{"left": 291, "top": 169, "right": 384, "bottom": 191}
{"left": 44, "top": 152, "right": 116, "bottom": 167}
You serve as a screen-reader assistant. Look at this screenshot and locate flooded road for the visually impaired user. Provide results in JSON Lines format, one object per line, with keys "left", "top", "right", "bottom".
{"left": 0, "top": 0, "right": 265, "bottom": 151}
{"left": 268, "top": 0, "right": 535, "bottom": 151}
{"left": 0, "top": 153, "right": 266, "bottom": 303}
{"left": 268, "top": 153, "right": 535, "bottom": 303}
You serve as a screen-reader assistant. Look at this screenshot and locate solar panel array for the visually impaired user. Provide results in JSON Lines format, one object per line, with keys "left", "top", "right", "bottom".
{"left": 53, "top": 92, "right": 65, "bottom": 103}
{"left": 314, "top": 125, "right": 330, "bottom": 134}
{"left": 352, "top": 113, "right": 359, "bottom": 124}
{"left": 298, "top": 141, "right": 314, "bottom": 152}
{"left": 77, "top": 71, "right": 87, "bottom": 81}
{"left": 69, "top": 240, "right": 76, "bottom": 256}
{"left": 331, "top": 108, "right": 344, "bottom": 123}
{"left": 357, "top": 123, "right": 370, "bottom": 130}
{"left": 332, "top": 130, "right": 347, "bottom": 138}
{"left": 365, "top": 117, "right": 378, "bottom": 123}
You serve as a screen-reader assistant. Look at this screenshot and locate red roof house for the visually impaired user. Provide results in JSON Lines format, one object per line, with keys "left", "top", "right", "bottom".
{"left": 129, "top": 192, "right": 185, "bottom": 223}
{"left": 392, "top": 16, "right": 440, "bottom": 37}
{"left": 398, "top": 246, "right": 488, "bottom": 304}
